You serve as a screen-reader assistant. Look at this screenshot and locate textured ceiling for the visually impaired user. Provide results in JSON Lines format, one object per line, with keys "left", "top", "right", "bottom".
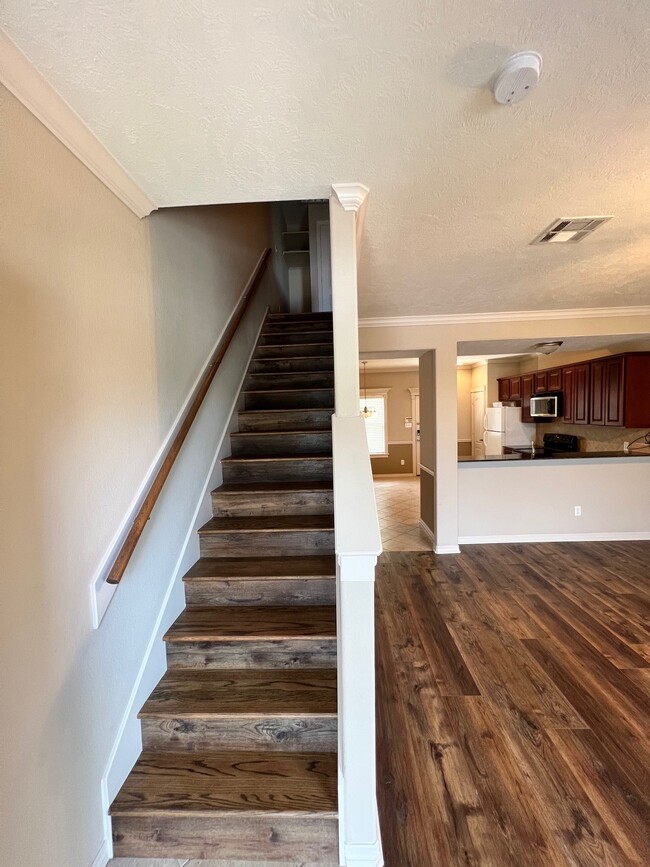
{"left": 3, "top": 1, "right": 649, "bottom": 316}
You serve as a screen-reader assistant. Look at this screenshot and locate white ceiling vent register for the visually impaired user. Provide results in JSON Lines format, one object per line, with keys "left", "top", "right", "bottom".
{"left": 531, "top": 217, "right": 613, "bottom": 245}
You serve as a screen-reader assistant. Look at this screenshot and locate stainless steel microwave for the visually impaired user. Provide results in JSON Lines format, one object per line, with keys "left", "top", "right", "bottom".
{"left": 530, "top": 393, "right": 562, "bottom": 418}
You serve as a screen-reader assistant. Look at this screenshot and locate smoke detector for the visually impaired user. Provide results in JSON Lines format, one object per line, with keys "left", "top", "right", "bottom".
{"left": 493, "top": 51, "right": 542, "bottom": 104}
{"left": 531, "top": 216, "right": 613, "bottom": 245}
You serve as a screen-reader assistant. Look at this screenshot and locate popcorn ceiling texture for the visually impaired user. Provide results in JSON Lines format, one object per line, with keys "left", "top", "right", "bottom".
{"left": 3, "top": 0, "right": 649, "bottom": 317}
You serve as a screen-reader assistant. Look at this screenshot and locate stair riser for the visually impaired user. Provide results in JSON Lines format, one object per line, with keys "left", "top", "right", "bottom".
{"left": 112, "top": 814, "right": 338, "bottom": 861}
{"left": 140, "top": 716, "right": 337, "bottom": 753}
{"left": 223, "top": 459, "right": 333, "bottom": 485}
{"left": 249, "top": 356, "right": 334, "bottom": 374}
{"left": 199, "top": 530, "right": 334, "bottom": 558}
{"left": 184, "top": 577, "right": 336, "bottom": 607}
{"left": 230, "top": 432, "right": 332, "bottom": 457}
{"left": 255, "top": 342, "right": 334, "bottom": 359}
{"left": 212, "top": 490, "right": 333, "bottom": 517}
{"left": 263, "top": 320, "right": 333, "bottom": 333}
{"left": 259, "top": 331, "right": 333, "bottom": 346}
{"left": 268, "top": 312, "right": 332, "bottom": 322}
{"left": 244, "top": 390, "right": 334, "bottom": 410}
{"left": 166, "top": 639, "right": 337, "bottom": 670}
{"left": 237, "top": 409, "right": 333, "bottom": 432}
{"left": 245, "top": 372, "right": 335, "bottom": 390}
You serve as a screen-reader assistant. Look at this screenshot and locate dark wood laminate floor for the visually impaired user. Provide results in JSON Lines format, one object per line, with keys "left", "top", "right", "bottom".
{"left": 376, "top": 541, "right": 650, "bottom": 867}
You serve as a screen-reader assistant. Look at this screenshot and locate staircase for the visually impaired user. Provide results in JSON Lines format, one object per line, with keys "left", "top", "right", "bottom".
{"left": 110, "top": 312, "right": 339, "bottom": 863}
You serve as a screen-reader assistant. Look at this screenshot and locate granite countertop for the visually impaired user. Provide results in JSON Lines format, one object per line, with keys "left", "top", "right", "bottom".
{"left": 459, "top": 450, "right": 650, "bottom": 463}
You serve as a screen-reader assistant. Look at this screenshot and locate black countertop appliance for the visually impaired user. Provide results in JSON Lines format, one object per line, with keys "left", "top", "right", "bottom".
{"left": 509, "top": 432, "right": 579, "bottom": 459}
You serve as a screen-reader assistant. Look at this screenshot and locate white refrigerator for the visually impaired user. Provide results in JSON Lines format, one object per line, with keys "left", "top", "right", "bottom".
{"left": 484, "top": 406, "right": 536, "bottom": 456}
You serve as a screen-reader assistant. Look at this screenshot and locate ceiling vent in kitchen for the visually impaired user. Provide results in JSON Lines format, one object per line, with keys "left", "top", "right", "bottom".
{"left": 531, "top": 216, "right": 612, "bottom": 245}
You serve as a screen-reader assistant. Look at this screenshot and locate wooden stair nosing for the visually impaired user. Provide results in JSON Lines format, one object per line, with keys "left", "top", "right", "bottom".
{"left": 164, "top": 606, "right": 337, "bottom": 642}
{"left": 199, "top": 515, "right": 335, "bottom": 534}
{"left": 211, "top": 481, "right": 333, "bottom": 496}
{"left": 183, "top": 555, "right": 336, "bottom": 582}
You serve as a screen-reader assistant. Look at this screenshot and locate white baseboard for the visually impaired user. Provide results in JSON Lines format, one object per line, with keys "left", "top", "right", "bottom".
{"left": 418, "top": 518, "right": 435, "bottom": 542}
{"left": 459, "top": 532, "right": 650, "bottom": 545}
{"left": 89, "top": 254, "right": 268, "bottom": 628}
{"left": 372, "top": 472, "right": 414, "bottom": 478}
{"left": 97, "top": 304, "right": 268, "bottom": 858}
{"left": 89, "top": 836, "right": 110, "bottom": 867}
{"left": 435, "top": 544, "right": 461, "bottom": 554}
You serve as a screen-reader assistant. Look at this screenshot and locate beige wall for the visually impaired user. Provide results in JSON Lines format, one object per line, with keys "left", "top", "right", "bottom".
{"left": 365, "top": 370, "right": 418, "bottom": 475}
{"left": 0, "top": 86, "right": 275, "bottom": 867}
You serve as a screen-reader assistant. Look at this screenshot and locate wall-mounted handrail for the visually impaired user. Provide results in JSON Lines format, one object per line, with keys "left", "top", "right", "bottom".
{"left": 105, "top": 247, "right": 272, "bottom": 585}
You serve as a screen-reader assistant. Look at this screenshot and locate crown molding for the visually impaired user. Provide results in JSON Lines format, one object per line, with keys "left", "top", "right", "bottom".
{"left": 0, "top": 29, "right": 156, "bottom": 218}
{"left": 359, "top": 305, "right": 650, "bottom": 328}
{"left": 332, "top": 182, "right": 370, "bottom": 213}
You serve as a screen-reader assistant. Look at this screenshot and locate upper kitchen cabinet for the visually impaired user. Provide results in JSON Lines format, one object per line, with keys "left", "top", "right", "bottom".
{"left": 547, "top": 369, "right": 562, "bottom": 392}
{"left": 582, "top": 353, "right": 649, "bottom": 426}
{"left": 534, "top": 371, "right": 548, "bottom": 393}
{"left": 496, "top": 352, "right": 650, "bottom": 427}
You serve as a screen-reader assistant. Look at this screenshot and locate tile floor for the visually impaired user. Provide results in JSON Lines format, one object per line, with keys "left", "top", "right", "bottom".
{"left": 373, "top": 476, "right": 432, "bottom": 552}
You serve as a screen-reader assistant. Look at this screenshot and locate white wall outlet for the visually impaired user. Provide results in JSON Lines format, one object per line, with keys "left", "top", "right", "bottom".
{"left": 574, "top": 505, "right": 582, "bottom": 517}
{"left": 623, "top": 441, "right": 630, "bottom": 451}
{"left": 400, "top": 459, "right": 405, "bottom": 465}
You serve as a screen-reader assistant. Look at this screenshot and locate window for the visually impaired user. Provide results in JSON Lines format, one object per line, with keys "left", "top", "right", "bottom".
{"left": 360, "top": 389, "right": 389, "bottom": 456}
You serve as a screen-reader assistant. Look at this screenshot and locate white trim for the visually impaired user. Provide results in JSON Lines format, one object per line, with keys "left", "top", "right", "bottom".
{"left": 407, "top": 387, "right": 420, "bottom": 396}
{"left": 457, "top": 438, "right": 472, "bottom": 443}
{"left": 459, "top": 532, "right": 650, "bottom": 544}
{"left": 435, "top": 544, "right": 462, "bottom": 554}
{"left": 419, "top": 464, "right": 435, "bottom": 477}
{"left": 359, "top": 305, "right": 650, "bottom": 328}
{"left": 373, "top": 472, "right": 414, "bottom": 478}
{"left": 332, "top": 183, "right": 370, "bottom": 213}
{"left": 89, "top": 253, "right": 268, "bottom": 627}
{"left": 0, "top": 29, "right": 156, "bottom": 218}
{"left": 418, "top": 518, "right": 435, "bottom": 542}
{"left": 387, "top": 439, "right": 413, "bottom": 445}
{"left": 89, "top": 837, "right": 110, "bottom": 867}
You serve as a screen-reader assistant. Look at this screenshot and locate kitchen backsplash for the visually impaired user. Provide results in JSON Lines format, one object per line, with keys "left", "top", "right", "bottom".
{"left": 536, "top": 421, "right": 650, "bottom": 452}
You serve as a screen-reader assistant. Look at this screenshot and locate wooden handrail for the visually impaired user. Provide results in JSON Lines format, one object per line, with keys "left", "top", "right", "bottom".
{"left": 106, "top": 247, "right": 272, "bottom": 585}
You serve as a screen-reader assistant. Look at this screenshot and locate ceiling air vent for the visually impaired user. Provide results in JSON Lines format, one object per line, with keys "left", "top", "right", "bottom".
{"left": 531, "top": 216, "right": 612, "bottom": 245}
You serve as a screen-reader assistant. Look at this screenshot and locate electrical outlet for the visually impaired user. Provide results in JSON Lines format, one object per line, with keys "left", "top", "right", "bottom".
{"left": 574, "top": 506, "right": 582, "bottom": 517}
{"left": 400, "top": 459, "right": 405, "bottom": 465}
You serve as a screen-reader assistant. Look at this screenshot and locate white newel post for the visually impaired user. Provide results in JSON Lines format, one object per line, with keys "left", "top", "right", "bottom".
{"left": 330, "top": 184, "right": 383, "bottom": 867}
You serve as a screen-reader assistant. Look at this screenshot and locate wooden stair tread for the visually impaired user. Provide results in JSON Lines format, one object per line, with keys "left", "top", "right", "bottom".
{"left": 222, "top": 455, "right": 332, "bottom": 463}
{"left": 212, "top": 481, "right": 333, "bottom": 495}
{"left": 242, "top": 388, "right": 333, "bottom": 395}
{"left": 165, "top": 606, "right": 336, "bottom": 641}
{"left": 231, "top": 429, "right": 331, "bottom": 437}
{"left": 237, "top": 408, "right": 334, "bottom": 415}
{"left": 140, "top": 670, "right": 337, "bottom": 717}
{"left": 109, "top": 751, "right": 337, "bottom": 816}
{"left": 184, "top": 555, "right": 336, "bottom": 581}
{"left": 199, "top": 515, "right": 334, "bottom": 534}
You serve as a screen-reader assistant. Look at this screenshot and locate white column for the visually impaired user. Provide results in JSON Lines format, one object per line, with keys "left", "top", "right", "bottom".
{"left": 434, "top": 342, "right": 460, "bottom": 552}
{"left": 329, "top": 184, "right": 369, "bottom": 417}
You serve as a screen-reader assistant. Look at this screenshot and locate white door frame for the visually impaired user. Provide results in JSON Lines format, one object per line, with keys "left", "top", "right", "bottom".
{"left": 470, "top": 387, "right": 486, "bottom": 457}
{"left": 409, "top": 388, "right": 419, "bottom": 476}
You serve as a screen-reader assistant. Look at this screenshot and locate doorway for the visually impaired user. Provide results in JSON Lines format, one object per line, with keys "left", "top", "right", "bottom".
{"left": 471, "top": 387, "right": 486, "bottom": 457}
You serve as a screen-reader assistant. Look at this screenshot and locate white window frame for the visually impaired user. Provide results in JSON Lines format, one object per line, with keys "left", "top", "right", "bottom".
{"left": 360, "top": 388, "right": 390, "bottom": 457}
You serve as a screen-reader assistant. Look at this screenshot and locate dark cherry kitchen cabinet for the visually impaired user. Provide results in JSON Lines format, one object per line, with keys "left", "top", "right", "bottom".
{"left": 604, "top": 357, "right": 625, "bottom": 425}
{"left": 562, "top": 367, "right": 576, "bottom": 423}
{"left": 547, "top": 368, "right": 562, "bottom": 392}
{"left": 498, "top": 378, "right": 510, "bottom": 401}
{"left": 624, "top": 353, "right": 650, "bottom": 427}
{"left": 521, "top": 373, "right": 535, "bottom": 423}
{"left": 509, "top": 376, "right": 522, "bottom": 400}
{"left": 590, "top": 359, "right": 606, "bottom": 425}
{"left": 534, "top": 371, "right": 548, "bottom": 393}
{"left": 574, "top": 363, "right": 590, "bottom": 425}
